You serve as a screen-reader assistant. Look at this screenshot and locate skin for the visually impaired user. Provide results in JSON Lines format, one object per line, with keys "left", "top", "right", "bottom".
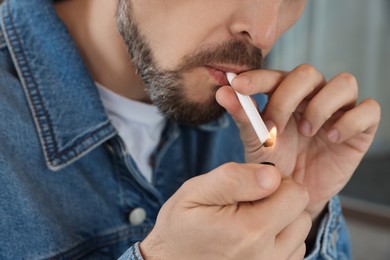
{"left": 54, "top": 0, "right": 381, "bottom": 258}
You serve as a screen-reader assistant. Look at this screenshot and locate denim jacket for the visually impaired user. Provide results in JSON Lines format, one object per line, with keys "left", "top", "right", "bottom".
{"left": 0, "top": 0, "right": 351, "bottom": 259}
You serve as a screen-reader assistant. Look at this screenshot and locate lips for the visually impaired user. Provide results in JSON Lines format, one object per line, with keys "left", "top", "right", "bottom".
{"left": 205, "top": 66, "right": 229, "bottom": 85}
{"left": 205, "top": 65, "right": 249, "bottom": 86}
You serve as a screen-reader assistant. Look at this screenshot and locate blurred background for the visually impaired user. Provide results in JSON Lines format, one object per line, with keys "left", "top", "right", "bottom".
{"left": 267, "top": 0, "right": 390, "bottom": 259}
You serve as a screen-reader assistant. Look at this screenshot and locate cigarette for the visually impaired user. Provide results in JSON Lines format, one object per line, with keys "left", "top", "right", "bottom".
{"left": 226, "top": 72, "right": 273, "bottom": 147}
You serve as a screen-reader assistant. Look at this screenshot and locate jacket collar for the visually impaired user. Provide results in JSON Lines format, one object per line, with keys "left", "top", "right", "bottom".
{"left": 0, "top": 0, "right": 230, "bottom": 170}
{"left": 0, "top": 0, "right": 116, "bottom": 170}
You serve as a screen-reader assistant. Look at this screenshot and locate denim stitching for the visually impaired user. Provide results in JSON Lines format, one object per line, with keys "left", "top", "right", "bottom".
{"left": 50, "top": 122, "right": 114, "bottom": 166}
{"left": 2, "top": 0, "right": 116, "bottom": 168}
{"left": 131, "top": 246, "right": 138, "bottom": 260}
{"left": 0, "top": 27, "right": 5, "bottom": 48}
{"left": 3, "top": 0, "right": 59, "bottom": 161}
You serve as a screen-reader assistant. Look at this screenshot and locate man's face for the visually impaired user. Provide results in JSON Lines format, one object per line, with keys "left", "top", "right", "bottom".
{"left": 117, "top": 0, "right": 307, "bottom": 125}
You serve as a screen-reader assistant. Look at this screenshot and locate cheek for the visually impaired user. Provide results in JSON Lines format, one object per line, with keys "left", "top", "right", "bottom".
{"left": 131, "top": 10, "right": 198, "bottom": 70}
{"left": 150, "top": 35, "right": 194, "bottom": 70}
{"left": 128, "top": 3, "right": 180, "bottom": 69}
{"left": 132, "top": 2, "right": 229, "bottom": 71}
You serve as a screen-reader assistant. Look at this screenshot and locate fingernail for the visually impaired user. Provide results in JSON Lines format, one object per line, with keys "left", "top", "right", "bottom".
{"left": 260, "top": 162, "right": 275, "bottom": 166}
{"left": 327, "top": 128, "right": 340, "bottom": 143}
{"left": 300, "top": 120, "right": 312, "bottom": 136}
{"left": 256, "top": 169, "right": 276, "bottom": 189}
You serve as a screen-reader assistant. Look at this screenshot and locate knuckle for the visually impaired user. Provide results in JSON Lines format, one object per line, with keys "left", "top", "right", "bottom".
{"left": 337, "top": 72, "right": 358, "bottom": 86}
{"left": 179, "top": 178, "right": 195, "bottom": 195}
{"left": 335, "top": 72, "right": 359, "bottom": 98}
{"left": 184, "top": 176, "right": 195, "bottom": 187}
{"left": 366, "top": 98, "right": 382, "bottom": 119}
{"left": 218, "top": 162, "right": 242, "bottom": 186}
{"left": 339, "top": 72, "right": 359, "bottom": 99}
{"left": 294, "top": 64, "right": 321, "bottom": 79}
{"left": 219, "top": 162, "right": 240, "bottom": 174}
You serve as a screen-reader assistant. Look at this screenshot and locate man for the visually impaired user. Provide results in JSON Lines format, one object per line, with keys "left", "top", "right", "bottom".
{"left": 0, "top": 0, "right": 380, "bottom": 259}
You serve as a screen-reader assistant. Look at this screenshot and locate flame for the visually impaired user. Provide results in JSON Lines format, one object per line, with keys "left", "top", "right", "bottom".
{"left": 265, "top": 126, "right": 277, "bottom": 148}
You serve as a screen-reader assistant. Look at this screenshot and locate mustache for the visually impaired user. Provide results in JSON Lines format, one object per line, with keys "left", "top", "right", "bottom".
{"left": 174, "top": 40, "right": 263, "bottom": 73}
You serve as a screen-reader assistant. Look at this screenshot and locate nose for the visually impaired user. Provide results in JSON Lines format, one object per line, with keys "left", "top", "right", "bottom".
{"left": 228, "top": 1, "right": 281, "bottom": 50}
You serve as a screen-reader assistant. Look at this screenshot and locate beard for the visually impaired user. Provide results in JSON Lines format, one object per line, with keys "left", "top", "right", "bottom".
{"left": 116, "top": 0, "right": 263, "bottom": 126}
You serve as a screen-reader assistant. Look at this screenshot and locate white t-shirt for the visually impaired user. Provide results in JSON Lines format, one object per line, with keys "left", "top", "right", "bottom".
{"left": 96, "top": 83, "right": 166, "bottom": 183}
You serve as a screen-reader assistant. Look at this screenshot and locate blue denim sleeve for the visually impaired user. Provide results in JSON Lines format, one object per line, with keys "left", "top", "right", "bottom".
{"left": 305, "top": 196, "right": 351, "bottom": 260}
{"left": 118, "top": 242, "right": 144, "bottom": 260}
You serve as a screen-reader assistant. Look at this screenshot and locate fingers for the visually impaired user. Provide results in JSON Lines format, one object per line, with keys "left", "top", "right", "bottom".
{"left": 226, "top": 65, "right": 327, "bottom": 134}
{"left": 222, "top": 65, "right": 380, "bottom": 144}
{"left": 154, "top": 164, "right": 311, "bottom": 259}
{"left": 262, "top": 65, "right": 326, "bottom": 134}
{"left": 181, "top": 162, "right": 310, "bottom": 234}
{"left": 180, "top": 162, "right": 281, "bottom": 207}
{"left": 216, "top": 69, "right": 286, "bottom": 128}
{"left": 298, "top": 72, "right": 358, "bottom": 137}
{"left": 293, "top": 72, "right": 380, "bottom": 144}
{"left": 216, "top": 86, "right": 251, "bottom": 125}
{"left": 182, "top": 167, "right": 311, "bottom": 259}
{"left": 255, "top": 178, "right": 310, "bottom": 234}
{"left": 228, "top": 69, "right": 287, "bottom": 96}
{"left": 326, "top": 98, "right": 381, "bottom": 144}
{"left": 216, "top": 86, "right": 266, "bottom": 147}
{"left": 276, "top": 211, "right": 311, "bottom": 259}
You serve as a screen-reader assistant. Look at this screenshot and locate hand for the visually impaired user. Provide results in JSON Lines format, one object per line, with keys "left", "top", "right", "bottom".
{"left": 140, "top": 163, "right": 311, "bottom": 260}
{"left": 216, "top": 64, "right": 381, "bottom": 218}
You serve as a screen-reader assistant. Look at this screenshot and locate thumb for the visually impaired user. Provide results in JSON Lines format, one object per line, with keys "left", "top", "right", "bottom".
{"left": 181, "top": 162, "right": 281, "bottom": 206}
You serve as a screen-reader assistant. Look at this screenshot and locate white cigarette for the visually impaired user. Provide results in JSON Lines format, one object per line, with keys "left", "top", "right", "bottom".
{"left": 226, "top": 72, "right": 273, "bottom": 147}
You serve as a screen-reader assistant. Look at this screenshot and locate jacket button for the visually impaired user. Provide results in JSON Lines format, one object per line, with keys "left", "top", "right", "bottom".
{"left": 128, "top": 208, "right": 147, "bottom": 225}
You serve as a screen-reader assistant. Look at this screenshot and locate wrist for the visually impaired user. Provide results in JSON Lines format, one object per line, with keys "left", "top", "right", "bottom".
{"left": 308, "top": 201, "right": 328, "bottom": 221}
{"left": 305, "top": 204, "right": 328, "bottom": 253}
